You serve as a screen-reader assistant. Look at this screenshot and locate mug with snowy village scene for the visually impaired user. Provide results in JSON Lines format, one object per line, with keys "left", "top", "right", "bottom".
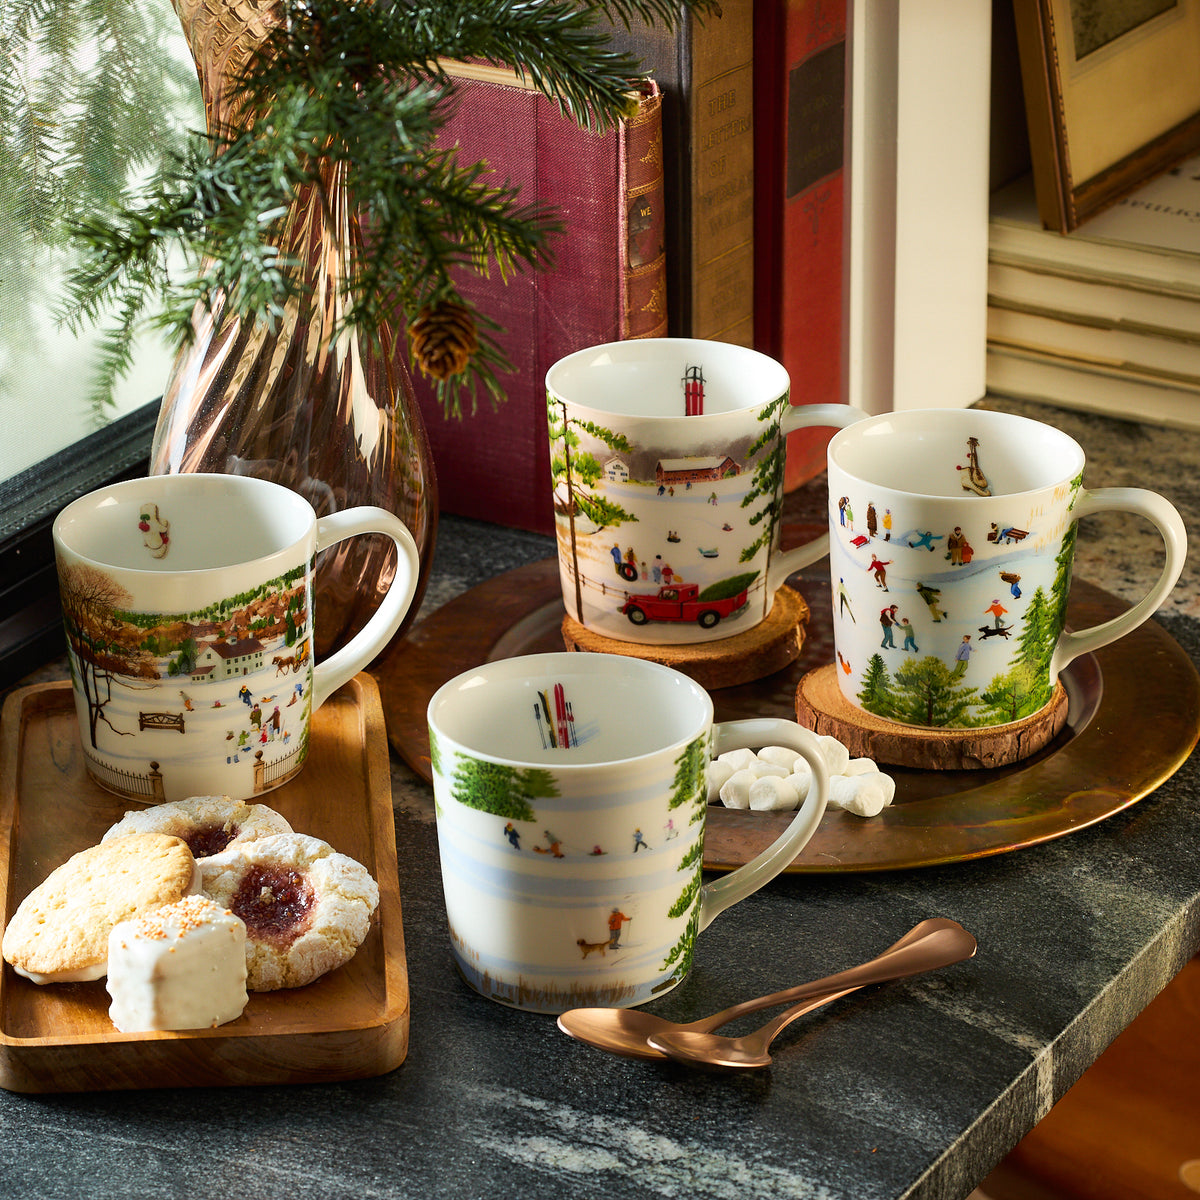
{"left": 827, "top": 407, "right": 1185, "bottom": 730}
{"left": 53, "top": 473, "right": 419, "bottom": 803}
{"left": 427, "top": 652, "right": 830, "bottom": 1013}
{"left": 546, "top": 338, "right": 867, "bottom": 645}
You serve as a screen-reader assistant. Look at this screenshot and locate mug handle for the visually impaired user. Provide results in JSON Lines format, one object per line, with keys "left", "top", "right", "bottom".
{"left": 310, "top": 507, "right": 421, "bottom": 711}
{"left": 767, "top": 404, "right": 871, "bottom": 593}
{"left": 1050, "top": 486, "right": 1187, "bottom": 680}
{"left": 697, "top": 718, "right": 830, "bottom": 931}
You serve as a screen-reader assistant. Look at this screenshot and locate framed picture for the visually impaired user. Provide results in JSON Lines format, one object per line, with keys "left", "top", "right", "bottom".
{"left": 1012, "top": 0, "right": 1200, "bottom": 231}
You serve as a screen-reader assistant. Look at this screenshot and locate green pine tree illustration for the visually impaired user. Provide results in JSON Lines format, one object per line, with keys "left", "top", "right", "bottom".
{"left": 857, "top": 653, "right": 895, "bottom": 718}
{"left": 738, "top": 390, "right": 791, "bottom": 616}
{"left": 547, "top": 395, "right": 639, "bottom": 620}
{"left": 890, "top": 656, "right": 980, "bottom": 728}
{"left": 1015, "top": 587, "right": 1053, "bottom": 669}
{"left": 1050, "top": 524, "right": 1077, "bottom": 632}
{"left": 661, "top": 840, "right": 703, "bottom": 974}
{"left": 668, "top": 733, "right": 709, "bottom": 825}
{"left": 428, "top": 726, "right": 443, "bottom": 779}
{"left": 660, "top": 735, "right": 709, "bottom": 973}
{"left": 1066, "top": 468, "right": 1085, "bottom": 509}
{"left": 449, "top": 756, "right": 559, "bottom": 821}
{"left": 1006, "top": 585, "right": 1057, "bottom": 713}
{"left": 977, "top": 662, "right": 1041, "bottom": 725}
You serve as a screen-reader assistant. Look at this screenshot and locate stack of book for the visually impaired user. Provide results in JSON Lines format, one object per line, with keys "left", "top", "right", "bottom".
{"left": 986, "top": 156, "right": 1200, "bottom": 429}
{"left": 412, "top": 1, "right": 856, "bottom": 532}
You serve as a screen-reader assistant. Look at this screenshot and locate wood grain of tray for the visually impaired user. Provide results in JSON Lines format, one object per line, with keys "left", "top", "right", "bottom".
{"left": 0, "top": 674, "right": 408, "bottom": 1093}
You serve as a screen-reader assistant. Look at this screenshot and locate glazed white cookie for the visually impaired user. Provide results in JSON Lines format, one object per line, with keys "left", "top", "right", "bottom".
{"left": 2, "top": 833, "right": 200, "bottom": 984}
{"left": 107, "top": 894, "right": 248, "bottom": 1032}
{"left": 102, "top": 795, "right": 292, "bottom": 860}
{"left": 200, "top": 833, "right": 379, "bottom": 991}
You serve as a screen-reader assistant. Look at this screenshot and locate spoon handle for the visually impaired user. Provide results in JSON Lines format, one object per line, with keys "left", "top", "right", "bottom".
{"left": 748, "top": 986, "right": 857, "bottom": 1039}
{"left": 690, "top": 918, "right": 975, "bottom": 1033}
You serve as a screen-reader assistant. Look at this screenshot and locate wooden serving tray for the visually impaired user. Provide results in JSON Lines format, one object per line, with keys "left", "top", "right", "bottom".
{"left": 0, "top": 674, "right": 408, "bottom": 1093}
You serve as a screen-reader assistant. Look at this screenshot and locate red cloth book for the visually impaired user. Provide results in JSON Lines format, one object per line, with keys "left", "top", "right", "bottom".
{"left": 412, "top": 72, "right": 666, "bottom": 534}
{"left": 754, "top": 0, "right": 848, "bottom": 489}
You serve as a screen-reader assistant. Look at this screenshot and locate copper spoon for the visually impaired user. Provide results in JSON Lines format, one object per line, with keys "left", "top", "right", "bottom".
{"left": 648, "top": 920, "right": 977, "bottom": 1069}
{"left": 556, "top": 917, "right": 973, "bottom": 1061}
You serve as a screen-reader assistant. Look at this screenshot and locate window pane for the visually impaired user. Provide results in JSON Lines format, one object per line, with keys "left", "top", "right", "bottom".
{"left": 0, "top": 0, "right": 204, "bottom": 478}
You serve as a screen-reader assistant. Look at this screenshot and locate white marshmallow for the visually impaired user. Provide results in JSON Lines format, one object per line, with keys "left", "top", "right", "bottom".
{"left": 716, "top": 747, "right": 758, "bottom": 772}
{"left": 748, "top": 760, "right": 789, "bottom": 780}
{"left": 757, "top": 745, "right": 802, "bottom": 771}
{"left": 786, "top": 768, "right": 812, "bottom": 803}
{"left": 816, "top": 735, "right": 851, "bottom": 777}
{"left": 707, "top": 759, "right": 735, "bottom": 802}
{"left": 828, "top": 772, "right": 896, "bottom": 818}
{"left": 843, "top": 757, "right": 881, "bottom": 777}
{"left": 748, "top": 775, "right": 801, "bottom": 812}
{"left": 719, "top": 768, "right": 756, "bottom": 809}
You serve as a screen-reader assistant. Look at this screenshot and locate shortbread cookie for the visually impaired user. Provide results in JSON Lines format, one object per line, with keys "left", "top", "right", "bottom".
{"left": 107, "top": 894, "right": 248, "bottom": 1033}
{"left": 103, "top": 795, "right": 292, "bottom": 860}
{"left": 2, "top": 833, "right": 201, "bottom": 984}
{"left": 200, "top": 833, "right": 378, "bottom": 991}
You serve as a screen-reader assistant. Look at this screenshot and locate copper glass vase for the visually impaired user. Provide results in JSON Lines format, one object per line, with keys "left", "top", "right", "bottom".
{"left": 150, "top": 0, "right": 437, "bottom": 658}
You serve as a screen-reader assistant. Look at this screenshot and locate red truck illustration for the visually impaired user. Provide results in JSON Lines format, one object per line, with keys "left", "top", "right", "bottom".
{"left": 620, "top": 581, "right": 749, "bottom": 629}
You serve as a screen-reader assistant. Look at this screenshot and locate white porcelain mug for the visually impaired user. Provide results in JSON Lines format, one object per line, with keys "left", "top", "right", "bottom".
{"left": 827, "top": 408, "right": 1186, "bottom": 729}
{"left": 53, "top": 474, "right": 420, "bottom": 803}
{"left": 546, "top": 338, "right": 867, "bottom": 644}
{"left": 427, "top": 652, "right": 830, "bottom": 1013}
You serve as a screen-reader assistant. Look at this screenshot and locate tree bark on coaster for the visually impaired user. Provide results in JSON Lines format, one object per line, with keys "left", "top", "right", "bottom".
{"left": 795, "top": 663, "right": 1069, "bottom": 770}
{"left": 561, "top": 586, "right": 810, "bottom": 690}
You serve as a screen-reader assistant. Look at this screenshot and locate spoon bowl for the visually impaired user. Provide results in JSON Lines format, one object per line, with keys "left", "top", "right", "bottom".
{"left": 556, "top": 917, "right": 973, "bottom": 1060}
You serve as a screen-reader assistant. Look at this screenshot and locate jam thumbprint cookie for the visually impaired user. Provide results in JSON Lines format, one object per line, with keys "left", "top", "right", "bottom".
{"left": 103, "top": 795, "right": 292, "bottom": 860}
{"left": 200, "top": 833, "right": 379, "bottom": 991}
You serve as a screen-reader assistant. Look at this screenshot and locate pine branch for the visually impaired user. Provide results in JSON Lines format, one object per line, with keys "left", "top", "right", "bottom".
{"left": 59, "top": 0, "right": 718, "bottom": 416}
{"left": 3, "top": 0, "right": 205, "bottom": 418}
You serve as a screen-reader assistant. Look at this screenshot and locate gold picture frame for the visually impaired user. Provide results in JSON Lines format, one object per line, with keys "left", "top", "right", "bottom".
{"left": 1012, "top": 0, "right": 1200, "bottom": 231}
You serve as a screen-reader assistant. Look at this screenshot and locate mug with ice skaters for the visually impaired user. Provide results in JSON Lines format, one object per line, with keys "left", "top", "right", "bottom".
{"left": 427, "top": 653, "right": 832, "bottom": 1013}
{"left": 826, "top": 408, "right": 1186, "bottom": 730}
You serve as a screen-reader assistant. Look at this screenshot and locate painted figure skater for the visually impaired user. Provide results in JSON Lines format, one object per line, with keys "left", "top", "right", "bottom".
{"left": 868, "top": 555, "right": 892, "bottom": 591}
{"left": 952, "top": 635, "right": 974, "bottom": 677}
{"left": 880, "top": 605, "right": 899, "bottom": 648}
{"left": 916, "top": 582, "right": 946, "bottom": 622}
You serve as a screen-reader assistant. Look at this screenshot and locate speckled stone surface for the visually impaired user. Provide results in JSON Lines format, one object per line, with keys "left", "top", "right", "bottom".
{"left": 0, "top": 399, "right": 1196, "bottom": 1200}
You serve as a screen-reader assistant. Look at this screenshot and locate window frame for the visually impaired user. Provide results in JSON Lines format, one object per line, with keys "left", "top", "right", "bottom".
{"left": 0, "top": 399, "right": 159, "bottom": 690}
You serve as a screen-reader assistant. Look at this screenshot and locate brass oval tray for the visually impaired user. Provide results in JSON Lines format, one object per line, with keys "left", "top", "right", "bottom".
{"left": 374, "top": 559, "right": 1200, "bottom": 873}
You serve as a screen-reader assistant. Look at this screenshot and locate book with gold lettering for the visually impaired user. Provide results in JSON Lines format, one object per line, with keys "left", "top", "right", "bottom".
{"left": 412, "top": 71, "right": 666, "bottom": 533}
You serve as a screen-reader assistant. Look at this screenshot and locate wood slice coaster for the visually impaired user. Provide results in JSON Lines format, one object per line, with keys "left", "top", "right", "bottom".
{"left": 561, "top": 586, "right": 810, "bottom": 690}
{"left": 795, "top": 662, "right": 1069, "bottom": 770}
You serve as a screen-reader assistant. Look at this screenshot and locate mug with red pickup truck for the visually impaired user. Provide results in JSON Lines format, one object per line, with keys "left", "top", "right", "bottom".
{"left": 545, "top": 338, "right": 867, "bottom": 646}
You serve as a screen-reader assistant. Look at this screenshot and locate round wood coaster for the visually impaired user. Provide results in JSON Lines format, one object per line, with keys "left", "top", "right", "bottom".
{"left": 795, "top": 662, "right": 1069, "bottom": 770}
{"left": 561, "top": 586, "right": 810, "bottom": 690}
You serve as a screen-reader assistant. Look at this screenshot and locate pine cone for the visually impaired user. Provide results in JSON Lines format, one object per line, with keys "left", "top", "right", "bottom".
{"left": 409, "top": 300, "right": 479, "bottom": 381}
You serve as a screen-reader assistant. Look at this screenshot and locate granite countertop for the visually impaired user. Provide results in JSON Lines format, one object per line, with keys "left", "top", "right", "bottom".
{"left": 1, "top": 397, "right": 1196, "bottom": 1200}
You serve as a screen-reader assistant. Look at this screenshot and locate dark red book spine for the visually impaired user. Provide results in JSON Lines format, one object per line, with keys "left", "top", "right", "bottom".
{"left": 754, "top": 0, "right": 848, "bottom": 489}
{"left": 412, "top": 78, "right": 666, "bottom": 534}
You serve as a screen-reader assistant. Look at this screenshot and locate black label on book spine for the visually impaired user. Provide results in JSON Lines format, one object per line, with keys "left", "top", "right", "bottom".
{"left": 786, "top": 39, "right": 845, "bottom": 200}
